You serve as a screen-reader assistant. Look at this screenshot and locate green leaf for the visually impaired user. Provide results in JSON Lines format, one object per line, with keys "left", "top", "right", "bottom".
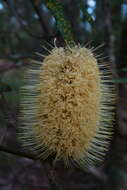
{"left": 76, "top": 0, "right": 95, "bottom": 29}
{"left": 43, "top": 0, "right": 74, "bottom": 44}
{"left": 120, "top": 67, "right": 127, "bottom": 72}
{"left": 113, "top": 78, "right": 127, "bottom": 83}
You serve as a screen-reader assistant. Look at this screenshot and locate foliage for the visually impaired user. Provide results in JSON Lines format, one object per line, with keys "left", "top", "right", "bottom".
{"left": 43, "top": 0, "right": 74, "bottom": 43}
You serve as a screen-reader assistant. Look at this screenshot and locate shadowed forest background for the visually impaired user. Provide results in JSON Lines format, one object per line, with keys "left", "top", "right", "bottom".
{"left": 0, "top": 0, "right": 127, "bottom": 189}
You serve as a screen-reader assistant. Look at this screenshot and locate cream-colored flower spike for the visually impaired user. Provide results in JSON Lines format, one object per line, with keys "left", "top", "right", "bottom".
{"left": 19, "top": 45, "right": 115, "bottom": 169}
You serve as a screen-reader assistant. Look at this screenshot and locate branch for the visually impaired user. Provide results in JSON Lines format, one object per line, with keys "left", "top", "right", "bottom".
{"left": 43, "top": 162, "right": 63, "bottom": 190}
{"left": 0, "top": 144, "right": 37, "bottom": 160}
{"left": 0, "top": 61, "right": 28, "bottom": 73}
{"left": 103, "top": 0, "right": 117, "bottom": 78}
{"left": 5, "top": 0, "right": 42, "bottom": 38}
{"left": 0, "top": 54, "right": 30, "bottom": 61}
{"left": 5, "top": 0, "right": 57, "bottom": 40}
{"left": 30, "top": 0, "right": 49, "bottom": 34}
{"left": 0, "top": 144, "right": 63, "bottom": 190}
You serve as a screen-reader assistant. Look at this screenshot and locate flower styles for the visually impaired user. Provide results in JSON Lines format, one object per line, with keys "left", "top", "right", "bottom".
{"left": 19, "top": 45, "right": 115, "bottom": 169}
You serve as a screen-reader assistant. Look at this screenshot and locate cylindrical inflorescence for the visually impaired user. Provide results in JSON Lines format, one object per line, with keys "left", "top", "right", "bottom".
{"left": 19, "top": 45, "right": 115, "bottom": 169}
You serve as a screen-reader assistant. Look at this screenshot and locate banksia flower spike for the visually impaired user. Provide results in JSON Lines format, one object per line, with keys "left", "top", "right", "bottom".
{"left": 19, "top": 44, "right": 115, "bottom": 169}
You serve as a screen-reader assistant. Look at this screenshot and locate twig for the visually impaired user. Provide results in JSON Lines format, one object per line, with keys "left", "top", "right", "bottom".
{"left": 103, "top": 0, "right": 118, "bottom": 78}
{"left": 0, "top": 61, "right": 28, "bottom": 73}
{"left": 0, "top": 144, "right": 63, "bottom": 190}
{"left": 5, "top": 0, "right": 42, "bottom": 39}
{"left": 4, "top": 0, "right": 58, "bottom": 40}
{"left": 44, "top": 162, "right": 63, "bottom": 190}
{"left": 4, "top": 0, "right": 45, "bottom": 39}
{"left": 0, "top": 144, "right": 37, "bottom": 160}
{"left": 0, "top": 54, "right": 30, "bottom": 61}
{"left": 30, "top": 0, "right": 49, "bottom": 34}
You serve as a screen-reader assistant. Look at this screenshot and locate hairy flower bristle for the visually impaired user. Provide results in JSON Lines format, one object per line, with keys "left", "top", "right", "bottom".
{"left": 19, "top": 45, "right": 115, "bottom": 169}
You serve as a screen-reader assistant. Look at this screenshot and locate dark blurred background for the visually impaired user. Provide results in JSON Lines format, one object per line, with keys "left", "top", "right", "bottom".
{"left": 0, "top": 0, "right": 127, "bottom": 189}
